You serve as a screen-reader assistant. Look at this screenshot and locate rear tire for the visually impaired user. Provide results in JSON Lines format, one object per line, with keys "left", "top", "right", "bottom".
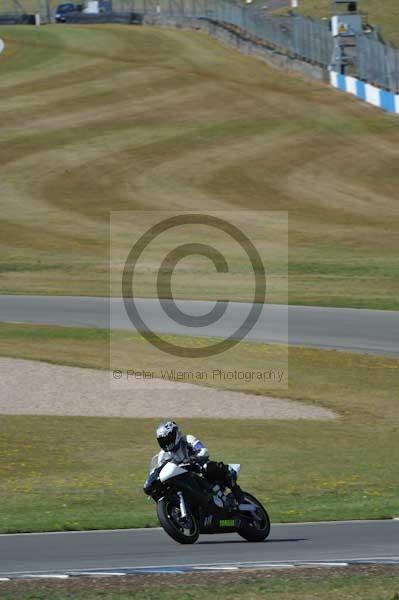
{"left": 237, "top": 492, "right": 270, "bottom": 542}
{"left": 157, "top": 496, "right": 200, "bottom": 545}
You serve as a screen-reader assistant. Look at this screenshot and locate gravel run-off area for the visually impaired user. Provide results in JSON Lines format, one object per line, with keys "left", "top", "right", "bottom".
{"left": 1, "top": 358, "right": 336, "bottom": 420}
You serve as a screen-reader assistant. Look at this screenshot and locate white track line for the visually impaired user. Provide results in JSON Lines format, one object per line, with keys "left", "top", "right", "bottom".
{"left": 0, "top": 40, "right": 4, "bottom": 54}
{"left": 0, "top": 562, "right": 389, "bottom": 580}
{"left": 299, "top": 562, "right": 348, "bottom": 567}
{"left": 194, "top": 566, "right": 240, "bottom": 571}
{"left": 2, "top": 557, "right": 398, "bottom": 578}
{"left": 28, "top": 575, "right": 69, "bottom": 579}
{"left": 71, "top": 572, "right": 127, "bottom": 577}
{"left": 0, "top": 527, "right": 162, "bottom": 537}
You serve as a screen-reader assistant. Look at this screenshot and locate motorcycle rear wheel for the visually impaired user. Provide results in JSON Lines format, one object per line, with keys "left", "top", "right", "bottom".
{"left": 237, "top": 492, "right": 270, "bottom": 542}
{"left": 157, "top": 496, "right": 200, "bottom": 544}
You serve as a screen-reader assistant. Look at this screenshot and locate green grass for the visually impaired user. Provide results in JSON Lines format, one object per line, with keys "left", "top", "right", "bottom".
{"left": 279, "top": 0, "right": 399, "bottom": 45}
{"left": 0, "top": 323, "right": 398, "bottom": 532}
{"left": 0, "top": 25, "right": 398, "bottom": 308}
{"left": 1, "top": 414, "right": 398, "bottom": 532}
{"left": 0, "top": 0, "right": 53, "bottom": 12}
{"left": 1, "top": 566, "right": 399, "bottom": 599}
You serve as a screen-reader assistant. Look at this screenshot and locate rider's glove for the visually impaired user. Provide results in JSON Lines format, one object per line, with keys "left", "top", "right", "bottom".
{"left": 187, "top": 457, "right": 203, "bottom": 473}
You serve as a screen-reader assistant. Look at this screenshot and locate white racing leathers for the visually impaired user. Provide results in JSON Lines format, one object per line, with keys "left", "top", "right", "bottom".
{"left": 147, "top": 436, "right": 241, "bottom": 508}
{"left": 156, "top": 435, "right": 209, "bottom": 467}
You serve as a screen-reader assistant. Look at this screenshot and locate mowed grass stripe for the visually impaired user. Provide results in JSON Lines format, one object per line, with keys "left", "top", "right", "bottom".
{"left": 0, "top": 25, "right": 398, "bottom": 307}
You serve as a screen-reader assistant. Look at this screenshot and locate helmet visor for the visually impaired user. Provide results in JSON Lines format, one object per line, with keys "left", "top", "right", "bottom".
{"left": 157, "top": 429, "right": 178, "bottom": 451}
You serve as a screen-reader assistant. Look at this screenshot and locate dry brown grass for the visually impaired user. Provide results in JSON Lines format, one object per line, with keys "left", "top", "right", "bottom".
{"left": 0, "top": 25, "right": 398, "bottom": 307}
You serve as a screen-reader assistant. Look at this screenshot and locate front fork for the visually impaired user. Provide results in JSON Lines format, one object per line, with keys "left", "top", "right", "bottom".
{"left": 177, "top": 491, "right": 188, "bottom": 519}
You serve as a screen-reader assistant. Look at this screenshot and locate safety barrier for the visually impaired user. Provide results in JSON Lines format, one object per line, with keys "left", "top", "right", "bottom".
{"left": 0, "top": 13, "right": 36, "bottom": 24}
{"left": 59, "top": 11, "right": 143, "bottom": 24}
{"left": 330, "top": 71, "right": 399, "bottom": 115}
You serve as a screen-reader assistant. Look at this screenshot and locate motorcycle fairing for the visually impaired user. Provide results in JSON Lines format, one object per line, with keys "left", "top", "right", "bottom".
{"left": 159, "top": 462, "right": 188, "bottom": 482}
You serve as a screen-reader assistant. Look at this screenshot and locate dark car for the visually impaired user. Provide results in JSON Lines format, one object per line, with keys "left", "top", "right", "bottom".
{"left": 55, "top": 3, "right": 78, "bottom": 22}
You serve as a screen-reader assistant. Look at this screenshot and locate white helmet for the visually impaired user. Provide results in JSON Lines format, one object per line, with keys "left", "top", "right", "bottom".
{"left": 156, "top": 421, "right": 181, "bottom": 452}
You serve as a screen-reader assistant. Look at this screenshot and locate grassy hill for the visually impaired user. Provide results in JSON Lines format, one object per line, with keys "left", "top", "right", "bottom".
{"left": 0, "top": 25, "right": 398, "bottom": 308}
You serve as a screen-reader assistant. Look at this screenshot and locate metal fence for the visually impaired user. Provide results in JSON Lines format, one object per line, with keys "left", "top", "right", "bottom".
{"left": 114, "top": 0, "right": 399, "bottom": 92}
{"left": 114, "top": 0, "right": 334, "bottom": 67}
{"left": 0, "top": 0, "right": 50, "bottom": 22}
{"left": 357, "top": 34, "right": 399, "bottom": 93}
{"left": 115, "top": 0, "right": 399, "bottom": 91}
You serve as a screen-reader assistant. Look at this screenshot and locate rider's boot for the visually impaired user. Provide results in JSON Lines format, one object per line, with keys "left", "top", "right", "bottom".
{"left": 203, "top": 482, "right": 225, "bottom": 513}
{"left": 211, "top": 484, "right": 225, "bottom": 509}
{"left": 207, "top": 496, "right": 224, "bottom": 514}
{"left": 226, "top": 468, "right": 244, "bottom": 503}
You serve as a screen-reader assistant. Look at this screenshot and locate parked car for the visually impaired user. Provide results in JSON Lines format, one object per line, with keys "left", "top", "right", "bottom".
{"left": 55, "top": 3, "right": 79, "bottom": 22}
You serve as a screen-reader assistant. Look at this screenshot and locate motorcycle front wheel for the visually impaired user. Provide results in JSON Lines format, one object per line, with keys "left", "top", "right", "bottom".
{"left": 237, "top": 492, "right": 271, "bottom": 542}
{"left": 157, "top": 496, "right": 200, "bottom": 544}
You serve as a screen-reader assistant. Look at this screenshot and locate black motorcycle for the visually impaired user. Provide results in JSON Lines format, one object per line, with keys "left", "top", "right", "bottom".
{"left": 144, "top": 455, "right": 270, "bottom": 544}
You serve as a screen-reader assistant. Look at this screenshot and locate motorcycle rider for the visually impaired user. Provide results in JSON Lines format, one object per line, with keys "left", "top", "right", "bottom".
{"left": 144, "top": 421, "right": 243, "bottom": 508}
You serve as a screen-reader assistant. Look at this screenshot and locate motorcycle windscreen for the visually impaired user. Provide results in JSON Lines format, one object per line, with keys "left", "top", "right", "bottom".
{"left": 148, "top": 454, "right": 159, "bottom": 473}
{"left": 159, "top": 462, "right": 188, "bottom": 482}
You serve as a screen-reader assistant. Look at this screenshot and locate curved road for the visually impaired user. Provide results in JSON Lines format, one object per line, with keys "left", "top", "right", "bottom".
{"left": 0, "top": 296, "right": 398, "bottom": 356}
{"left": 0, "top": 521, "right": 398, "bottom": 578}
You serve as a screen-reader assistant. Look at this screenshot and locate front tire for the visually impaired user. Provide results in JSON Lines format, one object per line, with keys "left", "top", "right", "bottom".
{"left": 157, "top": 496, "right": 200, "bottom": 544}
{"left": 237, "top": 492, "right": 270, "bottom": 542}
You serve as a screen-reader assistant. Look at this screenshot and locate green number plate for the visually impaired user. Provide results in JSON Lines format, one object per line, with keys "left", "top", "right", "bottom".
{"left": 219, "top": 519, "right": 235, "bottom": 527}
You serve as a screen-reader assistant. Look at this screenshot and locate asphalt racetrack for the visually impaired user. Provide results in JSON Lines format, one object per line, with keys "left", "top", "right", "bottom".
{"left": 0, "top": 296, "right": 398, "bottom": 356}
{"left": 0, "top": 521, "right": 398, "bottom": 578}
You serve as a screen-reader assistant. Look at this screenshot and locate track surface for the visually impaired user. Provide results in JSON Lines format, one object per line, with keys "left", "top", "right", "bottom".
{"left": 1, "top": 296, "right": 398, "bottom": 356}
{"left": 0, "top": 521, "right": 398, "bottom": 576}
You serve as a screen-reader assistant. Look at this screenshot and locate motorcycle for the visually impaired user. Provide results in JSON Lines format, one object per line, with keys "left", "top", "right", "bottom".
{"left": 144, "top": 455, "right": 271, "bottom": 544}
